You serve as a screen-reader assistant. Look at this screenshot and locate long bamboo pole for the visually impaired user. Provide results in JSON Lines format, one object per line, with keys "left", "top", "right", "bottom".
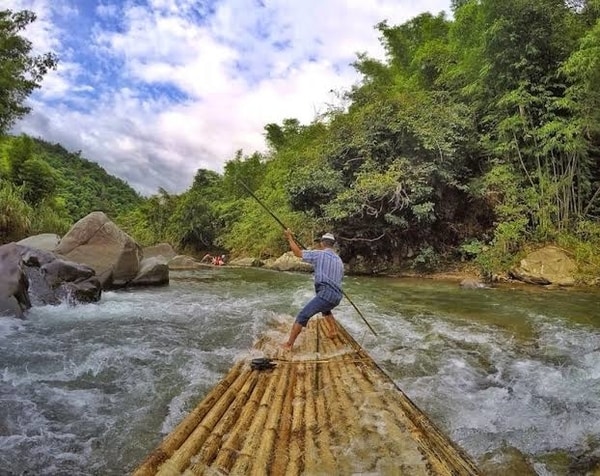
{"left": 238, "top": 179, "right": 378, "bottom": 337}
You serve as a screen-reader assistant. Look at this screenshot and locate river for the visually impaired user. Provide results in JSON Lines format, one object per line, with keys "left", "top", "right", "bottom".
{"left": 0, "top": 267, "right": 599, "bottom": 475}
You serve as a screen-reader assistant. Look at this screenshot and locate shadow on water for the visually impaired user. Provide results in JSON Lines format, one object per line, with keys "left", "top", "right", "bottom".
{"left": 0, "top": 267, "right": 599, "bottom": 475}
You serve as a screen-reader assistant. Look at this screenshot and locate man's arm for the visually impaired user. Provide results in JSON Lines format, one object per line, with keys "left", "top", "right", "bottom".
{"left": 284, "top": 228, "right": 303, "bottom": 258}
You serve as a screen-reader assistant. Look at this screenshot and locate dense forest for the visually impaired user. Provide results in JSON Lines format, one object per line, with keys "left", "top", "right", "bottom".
{"left": 1, "top": 2, "right": 600, "bottom": 282}
{"left": 0, "top": 135, "right": 142, "bottom": 242}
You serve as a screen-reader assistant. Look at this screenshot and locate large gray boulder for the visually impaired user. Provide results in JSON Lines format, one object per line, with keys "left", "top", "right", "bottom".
{"left": 40, "top": 258, "right": 95, "bottom": 288}
{"left": 55, "top": 211, "right": 142, "bottom": 289}
{"left": 168, "top": 255, "right": 203, "bottom": 269}
{"left": 61, "top": 277, "right": 102, "bottom": 303}
{"left": 264, "top": 252, "right": 313, "bottom": 272}
{"left": 131, "top": 257, "right": 169, "bottom": 286}
{"left": 143, "top": 243, "right": 177, "bottom": 261}
{"left": 17, "top": 233, "right": 61, "bottom": 251}
{"left": 0, "top": 243, "right": 31, "bottom": 318}
{"left": 228, "top": 257, "right": 264, "bottom": 267}
{"left": 19, "top": 245, "right": 102, "bottom": 306}
{"left": 510, "top": 246, "right": 577, "bottom": 286}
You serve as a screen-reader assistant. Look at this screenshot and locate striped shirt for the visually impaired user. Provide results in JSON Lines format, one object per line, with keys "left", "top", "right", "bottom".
{"left": 301, "top": 249, "right": 344, "bottom": 305}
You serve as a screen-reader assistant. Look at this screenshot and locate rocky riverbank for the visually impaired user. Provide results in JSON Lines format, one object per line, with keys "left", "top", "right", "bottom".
{"left": 5, "top": 210, "right": 594, "bottom": 321}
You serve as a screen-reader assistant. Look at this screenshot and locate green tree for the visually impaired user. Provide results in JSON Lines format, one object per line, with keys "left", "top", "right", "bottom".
{"left": 170, "top": 169, "right": 224, "bottom": 252}
{"left": 264, "top": 118, "right": 301, "bottom": 152}
{"left": 319, "top": 93, "right": 477, "bottom": 266}
{"left": 0, "top": 9, "right": 58, "bottom": 133}
{"left": 6, "top": 135, "right": 58, "bottom": 205}
{"left": 30, "top": 197, "right": 71, "bottom": 236}
{"left": 5, "top": 134, "right": 33, "bottom": 178}
{"left": 478, "top": 0, "right": 598, "bottom": 237}
{"left": 16, "top": 156, "right": 58, "bottom": 205}
{"left": 561, "top": 18, "right": 600, "bottom": 219}
{"left": 220, "top": 151, "right": 266, "bottom": 200}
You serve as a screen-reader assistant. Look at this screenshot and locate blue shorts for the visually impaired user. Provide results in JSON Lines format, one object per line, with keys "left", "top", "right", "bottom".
{"left": 295, "top": 295, "right": 337, "bottom": 327}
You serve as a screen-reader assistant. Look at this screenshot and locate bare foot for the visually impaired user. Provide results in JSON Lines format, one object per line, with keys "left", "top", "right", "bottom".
{"left": 324, "top": 318, "right": 338, "bottom": 338}
{"left": 280, "top": 342, "right": 293, "bottom": 351}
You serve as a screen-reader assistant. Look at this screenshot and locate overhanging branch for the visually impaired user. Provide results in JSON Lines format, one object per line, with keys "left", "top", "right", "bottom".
{"left": 339, "top": 233, "right": 386, "bottom": 242}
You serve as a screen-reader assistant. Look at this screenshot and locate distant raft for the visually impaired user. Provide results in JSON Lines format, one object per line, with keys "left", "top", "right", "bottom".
{"left": 133, "top": 318, "right": 480, "bottom": 475}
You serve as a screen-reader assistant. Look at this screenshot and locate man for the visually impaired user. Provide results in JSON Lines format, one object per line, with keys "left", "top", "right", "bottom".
{"left": 281, "top": 229, "right": 344, "bottom": 351}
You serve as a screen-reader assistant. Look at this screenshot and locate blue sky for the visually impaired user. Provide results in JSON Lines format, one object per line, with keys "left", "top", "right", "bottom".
{"left": 6, "top": 0, "right": 451, "bottom": 195}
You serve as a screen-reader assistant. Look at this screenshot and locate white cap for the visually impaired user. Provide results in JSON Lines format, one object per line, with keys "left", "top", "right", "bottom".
{"left": 321, "top": 233, "right": 335, "bottom": 242}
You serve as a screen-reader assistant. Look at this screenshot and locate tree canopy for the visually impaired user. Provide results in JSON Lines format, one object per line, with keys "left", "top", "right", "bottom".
{"left": 0, "top": 9, "right": 57, "bottom": 134}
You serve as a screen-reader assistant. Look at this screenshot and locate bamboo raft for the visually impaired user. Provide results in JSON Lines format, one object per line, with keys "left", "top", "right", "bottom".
{"left": 134, "top": 317, "right": 480, "bottom": 475}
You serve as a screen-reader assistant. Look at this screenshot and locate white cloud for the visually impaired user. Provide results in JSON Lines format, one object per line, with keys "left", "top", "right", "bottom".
{"left": 96, "top": 3, "right": 117, "bottom": 19}
{"left": 4, "top": 0, "right": 59, "bottom": 52}
{"left": 5, "top": 0, "right": 452, "bottom": 195}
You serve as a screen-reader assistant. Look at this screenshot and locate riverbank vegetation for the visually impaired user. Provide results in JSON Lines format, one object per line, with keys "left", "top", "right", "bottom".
{"left": 0, "top": 135, "right": 142, "bottom": 243}
{"left": 2, "top": 2, "right": 600, "bottom": 282}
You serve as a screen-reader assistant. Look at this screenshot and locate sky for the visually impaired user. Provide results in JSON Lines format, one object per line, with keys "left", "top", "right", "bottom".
{"left": 5, "top": 0, "right": 452, "bottom": 196}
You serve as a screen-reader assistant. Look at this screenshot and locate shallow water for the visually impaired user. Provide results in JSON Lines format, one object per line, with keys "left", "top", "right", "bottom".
{"left": 0, "top": 267, "right": 599, "bottom": 475}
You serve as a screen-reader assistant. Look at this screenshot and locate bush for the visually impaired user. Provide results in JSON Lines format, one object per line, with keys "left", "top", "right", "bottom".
{"left": 411, "top": 245, "right": 440, "bottom": 272}
{"left": 0, "top": 180, "right": 32, "bottom": 243}
{"left": 30, "top": 199, "right": 72, "bottom": 236}
{"left": 557, "top": 220, "right": 600, "bottom": 284}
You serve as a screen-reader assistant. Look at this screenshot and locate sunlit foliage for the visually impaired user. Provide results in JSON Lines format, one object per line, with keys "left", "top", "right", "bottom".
{"left": 3, "top": 4, "right": 600, "bottom": 278}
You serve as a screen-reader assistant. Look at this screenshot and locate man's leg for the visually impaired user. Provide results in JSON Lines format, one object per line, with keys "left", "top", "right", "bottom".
{"left": 281, "top": 322, "right": 303, "bottom": 351}
{"left": 322, "top": 311, "right": 338, "bottom": 338}
{"left": 282, "top": 295, "right": 330, "bottom": 351}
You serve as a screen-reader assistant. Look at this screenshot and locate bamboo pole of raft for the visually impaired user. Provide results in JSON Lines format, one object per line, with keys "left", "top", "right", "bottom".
{"left": 181, "top": 370, "right": 270, "bottom": 475}
{"left": 224, "top": 364, "right": 285, "bottom": 474}
{"left": 306, "top": 342, "right": 338, "bottom": 474}
{"left": 200, "top": 371, "right": 271, "bottom": 468}
{"left": 284, "top": 362, "right": 307, "bottom": 475}
{"left": 338, "top": 346, "right": 424, "bottom": 472}
{"left": 251, "top": 364, "right": 290, "bottom": 473}
{"left": 338, "top": 376, "right": 379, "bottom": 470}
{"left": 133, "top": 362, "right": 244, "bottom": 476}
{"left": 301, "top": 361, "right": 319, "bottom": 475}
{"left": 210, "top": 369, "right": 280, "bottom": 472}
{"left": 229, "top": 369, "right": 281, "bottom": 475}
{"left": 269, "top": 362, "right": 296, "bottom": 474}
{"left": 317, "top": 357, "right": 355, "bottom": 466}
{"left": 319, "top": 330, "right": 423, "bottom": 473}
{"left": 155, "top": 369, "right": 258, "bottom": 475}
{"left": 314, "top": 363, "right": 341, "bottom": 474}
{"left": 337, "top": 341, "right": 429, "bottom": 470}
{"left": 322, "top": 349, "right": 355, "bottom": 475}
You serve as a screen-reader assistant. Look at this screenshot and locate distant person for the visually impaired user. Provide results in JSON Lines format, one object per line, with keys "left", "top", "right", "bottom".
{"left": 281, "top": 229, "right": 343, "bottom": 351}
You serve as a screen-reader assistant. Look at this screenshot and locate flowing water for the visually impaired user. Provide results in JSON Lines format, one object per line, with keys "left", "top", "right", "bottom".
{"left": 0, "top": 267, "right": 599, "bottom": 475}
